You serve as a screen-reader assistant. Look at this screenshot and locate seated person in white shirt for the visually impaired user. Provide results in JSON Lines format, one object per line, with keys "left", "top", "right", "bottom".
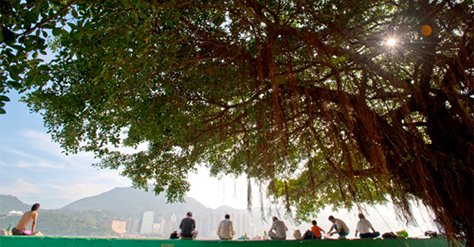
{"left": 269, "top": 216, "right": 288, "bottom": 240}
{"left": 354, "top": 213, "right": 380, "bottom": 238}
{"left": 217, "top": 214, "right": 235, "bottom": 240}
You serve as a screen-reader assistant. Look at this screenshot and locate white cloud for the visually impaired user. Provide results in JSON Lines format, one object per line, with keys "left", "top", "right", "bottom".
{"left": 0, "top": 178, "right": 41, "bottom": 197}
{"left": 8, "top": 160, "right": 65, "bottom": 169}
{"left": 0, "top": 146, "right": 70, "bottom": 169}
{"left": 22, "top": 130, "right": 61, "bottom": 154}
{"left": 16, "top": 130, "right": 95, "bottom": 163}
{"left": 2, "top": 148, "right": 39, "bottom": 160}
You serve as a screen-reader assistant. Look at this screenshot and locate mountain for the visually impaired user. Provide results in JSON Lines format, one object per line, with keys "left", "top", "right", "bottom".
{"left": 61, "top": 186, "right": 211, "bottom": 220}
{"left": 0, "top": 195, "right": 119, "bottom": 236}
{"left": 0, "top": 195, "right": 31, "bottom": 214}
{"left": 0, "top": 210, "right": 118, "bottom": 236}
{"left": 214, "top": 205, "right": 241, "bottom": 212}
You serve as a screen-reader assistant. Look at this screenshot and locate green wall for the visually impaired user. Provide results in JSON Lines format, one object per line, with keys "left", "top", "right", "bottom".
{"left": 0, "top": 236, "right": 458, "bottom": 247}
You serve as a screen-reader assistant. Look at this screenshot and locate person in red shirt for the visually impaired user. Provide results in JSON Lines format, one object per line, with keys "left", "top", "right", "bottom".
{"left": 310, "top": 220, "right": 325, "bottom": 239}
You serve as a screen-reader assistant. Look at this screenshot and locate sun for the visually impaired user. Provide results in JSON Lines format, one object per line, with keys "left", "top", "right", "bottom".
{"left": 387, "top": 38, "right": 396, "bottom": 46}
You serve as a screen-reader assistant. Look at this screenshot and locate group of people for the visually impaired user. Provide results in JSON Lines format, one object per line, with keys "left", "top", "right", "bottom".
{"left": 172, "top": 211, "right": 235, "bottom": 240}
{"left": 302, "top": 214, "right": 380, "bottom": 240}
{"left": 173, "top": 211, "right": 379, "bottom": 240}
{"left": 11, "top": 203, "right": 380, "bottom": 240}
{"left": 172, "top": 212, "right": 289, "bottom": 240}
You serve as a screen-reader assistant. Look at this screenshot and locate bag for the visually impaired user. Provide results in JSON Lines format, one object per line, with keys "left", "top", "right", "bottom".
{"left": 170, "top": 232, "right": 179, "bottom": 239}
{"left": 303, "top": 230, "right": 316, "bottom": 239}
{"left": 382, "top": 232, "right": 398, "bottom": 238}
{"left": 293, "top": 229, "right": 302, "bottom": 240}
{"left": 424, "top": 231, "right": 437, "bottom": 237}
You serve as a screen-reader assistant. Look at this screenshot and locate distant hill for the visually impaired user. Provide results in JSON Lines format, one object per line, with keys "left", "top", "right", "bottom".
{"left": 0, "top": 210, "right": 117, "bottom": 236}
{"left": 0, "top": 195, "right": 119, "bottom": 236}
{"left": 0, "top": 195, "right": 31, "bottom": 214}
{"left": 62, "top": 186, "right": 211, "bottom": 220}
{"left": 55, "top": 208, "right": 121, "bottom": 223}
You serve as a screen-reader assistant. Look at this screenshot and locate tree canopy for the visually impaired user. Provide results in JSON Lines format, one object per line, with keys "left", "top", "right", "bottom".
{"left": 2, "top": 0, "right": 472, "bottom": 243}
{"left": 1, "top": 0, "right": 74, "bottom": 113}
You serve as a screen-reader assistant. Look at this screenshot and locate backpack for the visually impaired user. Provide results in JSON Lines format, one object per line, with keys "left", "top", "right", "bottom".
{"left": 293, "top": 229, "right": 302, "bottom": 240}
{"left": 303, "top": 230, "right": 316, "bottom": 239}
{"left": 382, "top": 232, "right": 398, "bottom": 238}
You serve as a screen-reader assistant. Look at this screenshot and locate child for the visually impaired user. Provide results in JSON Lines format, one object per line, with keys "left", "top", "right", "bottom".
{"left": 310, "top": 220, "right": 325, "bottom": 239}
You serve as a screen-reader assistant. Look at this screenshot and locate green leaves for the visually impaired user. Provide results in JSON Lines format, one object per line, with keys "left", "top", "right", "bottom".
{"left": 52, "top": 27, "right": 62, "bottom": 36}
{"left": 1, "top": 27, "right": 17, "bottom": 45}
{"left": 0, "top": 0, "right": 70, "bottom": 116}
{"left": 121, "top": 0, "right": 131, "bottom": 9}
{"left": 0, "top": 95, "right": 10, "bottom": 114}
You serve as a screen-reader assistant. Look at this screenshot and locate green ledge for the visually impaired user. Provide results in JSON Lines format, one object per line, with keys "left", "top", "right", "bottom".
{"left": 0, "top": 236, "right": 462, "bottom": 247}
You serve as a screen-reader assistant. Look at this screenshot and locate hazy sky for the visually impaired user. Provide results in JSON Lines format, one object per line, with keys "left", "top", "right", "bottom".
{"left": 0, "top": 92, "right": 439, "bottom": 236}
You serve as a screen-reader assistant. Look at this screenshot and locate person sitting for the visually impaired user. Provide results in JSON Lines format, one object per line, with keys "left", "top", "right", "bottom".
{"left": 310, "top": 220, "right": 325, "bottom": 239}
{"left": 268, "top": 216, "right": 288, "bottom": 240}
{"left": 217, "top": 214, "right": 235, "bottom": 240}
{"left": 328, "top": 215, "right": 350, "bottom": 239}
{"left": 355, "top": 213, "right": 380, "bottom": 238}
{"left": 12, "top": 203, "right": 40, "bottom": 235}
{"left": 303, "top": 219, "right": 325, "bottom": 239}
{"left": 179, "top": 212, "right": 198, "bottom": 239}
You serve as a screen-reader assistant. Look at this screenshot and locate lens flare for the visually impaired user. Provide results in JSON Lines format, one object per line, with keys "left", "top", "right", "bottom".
{"left": 421, "top": 25, "right": 432, "bottom": 36}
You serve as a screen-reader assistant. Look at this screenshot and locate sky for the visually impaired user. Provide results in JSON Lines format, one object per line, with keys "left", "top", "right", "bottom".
{"left": 0, "top": 91, "right": 440, "bottom": 236}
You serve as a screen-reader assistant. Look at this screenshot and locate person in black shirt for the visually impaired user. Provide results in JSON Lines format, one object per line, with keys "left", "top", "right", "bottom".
{"left": 179, "top": 212, "right": 198, "bottom": 239}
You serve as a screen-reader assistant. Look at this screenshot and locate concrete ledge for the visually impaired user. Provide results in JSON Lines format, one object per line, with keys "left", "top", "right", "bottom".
{"left": 0, "top": 236, "right": 457, "bottom": 247}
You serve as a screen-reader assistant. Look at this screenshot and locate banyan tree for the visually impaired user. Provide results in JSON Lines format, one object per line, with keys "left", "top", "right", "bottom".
{"left": 1, "top": 0, "right": 472, "bottom": 244}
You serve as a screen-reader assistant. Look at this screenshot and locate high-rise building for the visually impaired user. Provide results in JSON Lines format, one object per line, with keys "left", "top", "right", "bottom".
{"left": 140, "top": 211, "right": 155, "bottom": 235}
{"left": 194, "top": 215, "right": 206, "bottom": 237}
{"left": 158, "top": 216, "right": 167, "bottom": 236}
{"left": 110, "top": 220, "right": 127, "bottom": 234}
{"left": 170, "top": 213, "right": 177, "bottom": 223}
{"left": 233, "top": 212, "right": 253, "bottom": 237}
{"left": 152, "top": 223, "right": 161, "bottom": 235}
{"left": 168, "top": 213, "right": 178, "bottom": 234}
{"left": 126, "top": 218, "right": 140, "bottom": 233}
